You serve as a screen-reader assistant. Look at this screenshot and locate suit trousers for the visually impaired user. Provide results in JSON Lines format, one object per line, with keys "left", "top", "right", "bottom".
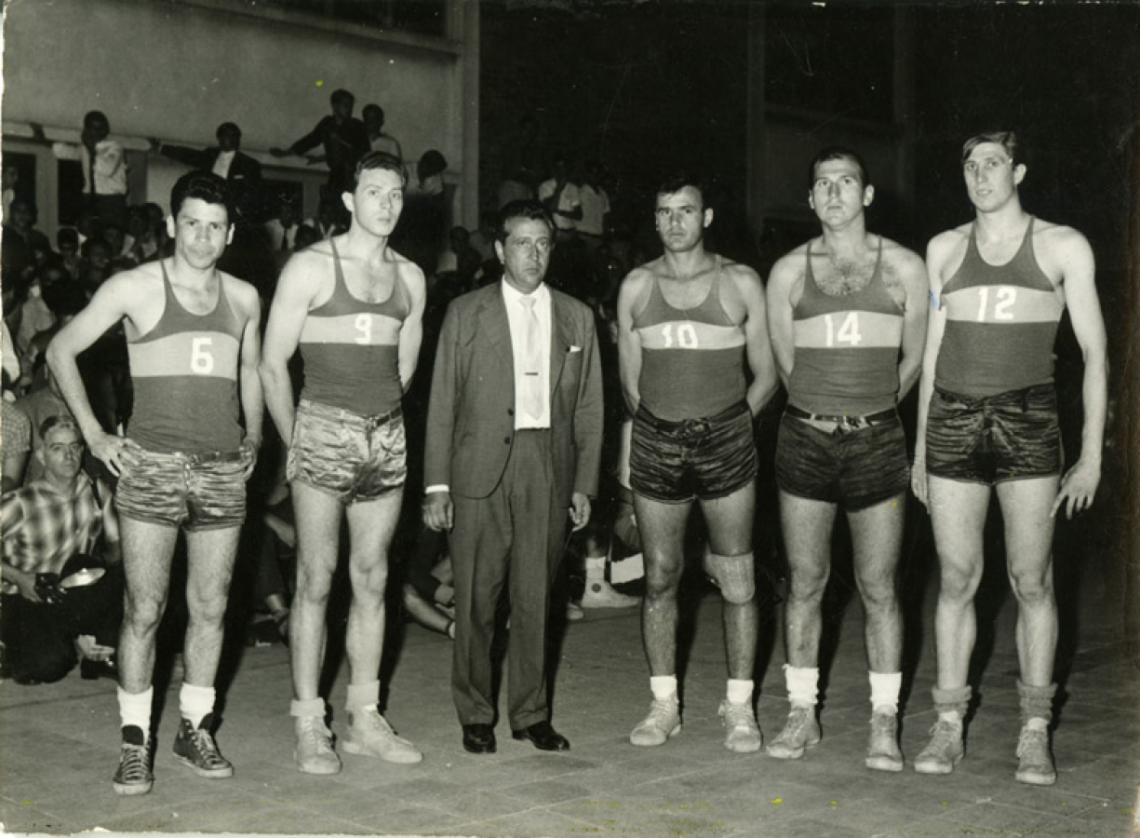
{"left": 449, "top": 429, "right": 566, "bottom": 730}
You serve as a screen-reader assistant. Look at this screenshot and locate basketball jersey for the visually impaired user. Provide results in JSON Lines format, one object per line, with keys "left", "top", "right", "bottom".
{"left": 299, "top": 238, "right": 409, "bottom": 416}
{"left": 935, "top": 218, "right": 1063, "bottom": 397}
{"left": 632, "top": 258, "right": 747, "bottom": 421}
{"left": 127, "top": 260, "right": 244, "bottom": 453}
{"left": 788, "top": 237, "right": 904, "bottom": 415}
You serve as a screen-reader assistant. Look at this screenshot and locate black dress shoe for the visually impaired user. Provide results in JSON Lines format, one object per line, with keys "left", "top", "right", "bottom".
{"left": 462, "top": 723, "right": 496, "bottom": 754}
{"left": 511, "top": 721, "right": 570, "bottom": 751}
{"left": 80, "top": 658, "right": 118, "bottom": 681}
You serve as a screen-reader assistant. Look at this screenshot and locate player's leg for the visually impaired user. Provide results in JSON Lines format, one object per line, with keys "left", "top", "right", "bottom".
{"left": 914, "top": 475, "right": 989, "bottom": 775}
{"left": 996, "top": 475, "right": 1061, "bottom": 785}
{"left": 339, "top": 489, "right": 421, "bottom": 764}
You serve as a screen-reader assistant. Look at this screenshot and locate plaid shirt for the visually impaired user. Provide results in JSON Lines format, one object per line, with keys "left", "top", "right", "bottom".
{"left": 1, "top": 475, "right": 107, "bottom": 595}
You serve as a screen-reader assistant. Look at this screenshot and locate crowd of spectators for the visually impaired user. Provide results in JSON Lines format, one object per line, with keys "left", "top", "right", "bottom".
{"left": 1, "top": 96, "right": 655, "bottom": 688}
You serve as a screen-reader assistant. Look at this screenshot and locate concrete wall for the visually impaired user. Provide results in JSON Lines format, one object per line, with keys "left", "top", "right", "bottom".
{"left": 2, "top": 0, "right": 474, "bottom": 222}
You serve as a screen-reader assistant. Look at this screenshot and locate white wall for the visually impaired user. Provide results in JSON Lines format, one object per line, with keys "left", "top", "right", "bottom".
{"left": 2, "top": 0, "right": 473, "bottom": 220}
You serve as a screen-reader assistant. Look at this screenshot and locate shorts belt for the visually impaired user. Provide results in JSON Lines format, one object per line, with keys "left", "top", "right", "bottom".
{"left": 300, "top": 399, "right": 402, "bottom": 430}
{"left": 785, "top": 404, "right": 897, "bottom": 432}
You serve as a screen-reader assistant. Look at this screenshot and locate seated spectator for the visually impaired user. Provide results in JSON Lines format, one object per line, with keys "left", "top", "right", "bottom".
{"left": 14, "top": 274, "right": 56, "bottom": 360}
{"left": 2, "top": 163, "right": 18, "bottom": 219}
{"left": 306, "top": 191, "right": 349, "bottom": 239}
{"left": 44, "top": 111, "right": 128, "bottom": 227}
{"left": 1, "top": 417, "right": 122, "bottom": 684}
{"left": 57, "top": 227, "right": 82, "bottom": 279}
{"left": 362, "top": 104, "right": 403, "bottom": 160}
{"left": 538, "top": 157, "right": 582, "bottom": 240}
{"left": 264, "top": 196, "right": 302, "bottom": 253}
{"left": 122, "top": 206, "right": 161, "bottom": 264}
{"left": 4, "top": 198, "right": 52, "bottom": 260}
{"left": 293, "top": 223, "right": 322, "bottom": 251}
{"left": 14, "top": 365, "right": 74, "bottom": 483}
{"left": 102, "top": 222, "right": 137, "bottom": 272}
{"left": 576, "top": 160, "right": 611, "bottom": 256}
{"left": 401, "top": 526, "right": 456, "bottom": 640}
{"left": 271, "top": 88, "right": 368, "bottom": 196}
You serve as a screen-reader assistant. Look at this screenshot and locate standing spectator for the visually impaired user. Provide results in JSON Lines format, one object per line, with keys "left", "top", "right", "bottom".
{"left": 538, "top": 158, "right": 582, "bottom": 242}
{"left": 362, "top": 104, "right": 403, "bottom": 161}
{"left": 0, "top": 417, "right": 123, "bottom": 684}
{"left": 576, "top": 161, "right": 611, "bottom": 257}
{"left": 154, "top": 122, "right": 262, "bottom": 223}
{"left": 45, "top": 112, "right": 128, "bottom": 227}
{"left": 271, "top": 89, "right": 368, "bottom": 197}
{"left": 497, "top": 165, "right": 535, "bottom": 211}
{"left": 4, "top": 198, "right": 52, "bottom": 259}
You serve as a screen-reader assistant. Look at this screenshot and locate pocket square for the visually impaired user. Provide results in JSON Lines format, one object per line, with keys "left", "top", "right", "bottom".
{"left": 568, "top": 345, "right": 582, "bottom": 353}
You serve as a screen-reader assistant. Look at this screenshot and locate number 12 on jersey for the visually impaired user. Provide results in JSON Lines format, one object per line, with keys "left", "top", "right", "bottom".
{"left": 823, "top": 312, "right": 863, "bottom": 347}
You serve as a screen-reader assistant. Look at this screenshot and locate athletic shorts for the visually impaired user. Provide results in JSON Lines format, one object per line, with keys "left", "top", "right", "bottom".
{"left": 775, "top": 412, "right": 909, "bottom": 511}
{"left": 629, "top": 401, "right": 757, "bottom": 504}
{"left": 116, "top": 443, "right": 251, "bottom": 531}
{"left": 926, "top": 384, "right": 1061, "bottom": 484}
{"left": 286, "top": 399, "right": 406, "bottom": 504}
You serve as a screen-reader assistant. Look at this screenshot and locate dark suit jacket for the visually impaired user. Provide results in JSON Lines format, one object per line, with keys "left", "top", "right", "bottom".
{"left": 424, "top": 282, "right": 604, "bottom": 507}
{"left": 159, "top": 145, "right": 262, "bottom": 182}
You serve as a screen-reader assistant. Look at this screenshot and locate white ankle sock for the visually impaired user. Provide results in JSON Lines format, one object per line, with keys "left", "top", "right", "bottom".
{"left": 345, "top": 680, "right": 380, "bottom": 713}
{"left": 290, "top": 697, "right": 326, "bottom": 718}
{"left": 726, "top": 679, "right": 753, "bottom": 706}
{"left": 784, "top": 664, "right": 819, "bottom": 707}
{"left": 118, "top": 686, "right": 154, "bottom": 736}
{"left": 868, "top": 671, "right": 902, "bottom": 714}
{"left": 649, "top": 675, "right": 678, "bottom": 702}
{"left": 178, "top": 683, "right": 215, "bottom": 728}
{"left": 1025, "top": 717, "right": 1047, "bottom": 733}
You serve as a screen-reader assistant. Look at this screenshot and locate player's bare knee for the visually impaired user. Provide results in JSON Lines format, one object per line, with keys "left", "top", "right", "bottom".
{"left": 787, "top": 568, "right": 828, "bottom": 605}
{"left": 708, "top": 550, "right": 755, "bottom": 605}
{"left": 124, "top": 595, "right": 167, "bottom": 635}
{"left": 1009, "top": 566, "right": 1053, "bottom": 606}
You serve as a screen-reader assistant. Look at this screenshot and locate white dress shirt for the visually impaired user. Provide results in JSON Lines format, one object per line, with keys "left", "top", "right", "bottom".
{"left": 212, "top": 149, "right": 236, "bottom": 179}
{"left": 501, "top": 280, "right": 552, "bottom": 429}
{"left": 53, "top": 139, "right": 127, "bottom": 195}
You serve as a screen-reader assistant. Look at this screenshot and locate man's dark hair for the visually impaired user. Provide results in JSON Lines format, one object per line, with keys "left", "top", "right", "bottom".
{"left": 170, "top": 170, "right": 232, "bottom": 221}
{"left": 83, "top": 110, "right": 109, "bottom": 129}
{"left": 496, "top": 199, "right": 554, "bottom": 243}
{"left": 655, "top": 172, "right": 707, "bottom": 209}
{"left": 56, "top": 227, "right": 78, "bottom": 247}
{"left": 961, "top": 130, "right": 1019, "bottom": 165}
{"left": 350, "top": 150, "right": 407, "bottom": 190}
{"left": 216, "top": 121, "right": 241, "bottom": 139}
{"left": 809, "top": 146, "right": 871, "bottom": 188}
{"left": 362, "top": 104, "right": 384, "bottom": 121}
{"left": 40, "top": 414, "right": 80, "bottom": 440}
{"left": 330, "top": 88, "right": 355, "bottom": 107}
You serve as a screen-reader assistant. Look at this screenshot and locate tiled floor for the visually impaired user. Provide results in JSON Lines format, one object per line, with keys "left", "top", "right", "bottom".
{"left": 2, "top": 565, "right": 1137, "bottom": 837}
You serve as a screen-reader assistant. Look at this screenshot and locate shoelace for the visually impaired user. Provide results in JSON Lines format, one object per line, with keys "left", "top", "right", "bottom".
{"left": 643, "top": 699, "right": 678, "bottom": 728}
{"left": 188, "top": 729, "right": 228, "bottom": 768}
{"left": 776, "top": 708, "right": 813, "bottom": 741}
{"left": 722, "top": 703, "right": 757, "bottom": 731}
{"left": 1016, "top": 727, "right": 1047, "bottom": 759}
{"left": 300, "top": 719, "right": 336, "bottom": 755}
{"left": 924, "top": 720, "right": 961, "bottom": 752}
{"left": 118, "top": 743, "right": 150, "bottom": 782}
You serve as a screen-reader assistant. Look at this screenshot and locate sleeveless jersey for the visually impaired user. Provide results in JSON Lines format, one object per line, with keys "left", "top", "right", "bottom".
{"left": 632, "top": 258, "right": 747, "bottom": 421}
{"left": 299, "top": 238, "right": 409, "bottom": 416}
{"left": 127, "top": 260, "right": 244, "bottom": 453}
{"left": 935, "top": 217, "right": 1063, "bottom": 397}
{"left": 788, "top": 237, "right": 904, "bottom": 415}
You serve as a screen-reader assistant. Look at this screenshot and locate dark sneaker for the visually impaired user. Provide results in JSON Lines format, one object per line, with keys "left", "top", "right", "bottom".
{"left": 172, "top": 713, "right": 234, "bottom": 778}
{"left": 112, "top": 725, "right": 154, "bottom": 796}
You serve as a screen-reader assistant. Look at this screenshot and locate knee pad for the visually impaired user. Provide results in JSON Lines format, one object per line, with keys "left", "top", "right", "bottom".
{"left": 706, "top": 550, "right": 755, "bottom": 604}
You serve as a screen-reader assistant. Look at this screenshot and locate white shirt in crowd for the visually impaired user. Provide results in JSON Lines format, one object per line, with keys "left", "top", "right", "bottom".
{"left": 212, "top": 149, "right": 236, "bottom": 179}
{"left": 576, "top": 184, "right": 610, "bottom": 236}
{"left": 537, "top": 179, "right": 581, "bottom": 231}
{"left": 52, "top": 139, "right": 127, "bottom": 196}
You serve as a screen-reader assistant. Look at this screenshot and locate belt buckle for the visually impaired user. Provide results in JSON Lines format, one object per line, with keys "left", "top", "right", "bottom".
{"left": 833, "top": 415, "right": 867, "bottom": 436}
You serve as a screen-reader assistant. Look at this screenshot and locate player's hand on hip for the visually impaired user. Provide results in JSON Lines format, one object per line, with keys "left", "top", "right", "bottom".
{"left": 89, "top": 431, "right": 137, "bottom": 478}
{"left": 1051, "top": 457, "right": 1100, "bottom": 519}
{"left": 568, "top": 492, "right": 591, "bottom": 532}
{"left": 423, "top": 491, "right": 454, "bottom": 532}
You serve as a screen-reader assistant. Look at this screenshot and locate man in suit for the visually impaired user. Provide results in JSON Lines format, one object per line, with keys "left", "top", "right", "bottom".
{"left": 154, "top": 123, "right": 261, "bottom": 223}
{"left": 422, "top": 199, "right": 603, "bottom": 755}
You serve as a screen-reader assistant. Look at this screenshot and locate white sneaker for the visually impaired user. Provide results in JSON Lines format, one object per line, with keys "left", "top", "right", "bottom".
{"left": 294, "top": 716, "right": 342, "bottom": 775}
{"left": 865, "top": 712, "right": 904, "bottom": 772}
{"left": 629, "top": 698, "right": 681, "bottom": 747}
{"left": 581, "top": 578, "right": 641, "bottom": 609}
{"left": 341, "top": 706, "right": 423, "bottom": 764}
{"left": 719, "top": 700, "right": 763, "bottom": 753}
{"left": 765, "top": 705, "right": 821, "bottom": 760}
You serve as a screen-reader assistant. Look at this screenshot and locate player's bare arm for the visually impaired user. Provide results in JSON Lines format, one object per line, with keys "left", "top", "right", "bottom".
{"left": 46, "top": 267, "right": 159, "bottom": 475}
{"left": 616, "top": 267, "right": 652, "bottom": 416}
{"left": 397, "top": 260, "right": 427, "bottom": 391}
{"left": 911, "top": 229, "right": 963, "bottom": 507}
{"left": 886, "top": 244, "right": 930, "bottom": 399}
{"left": 765, "top": 250, "right": 806, "bottom": 388}
{"left": 1039, "top": 225, "right": 1107, "bottom": 519}
{"left": 727, "top": 263, "right": 778, "bottom": 416}
{"left": 259, "top": 249, "right": 328, "bottom": 444}
{"left": 226, "top": 275, "right": 265, "bottom": 470}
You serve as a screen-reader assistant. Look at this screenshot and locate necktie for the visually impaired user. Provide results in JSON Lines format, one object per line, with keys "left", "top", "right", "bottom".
{"left": 520, "top": 296, "right": 543, "bottom": 421}
{"left": 87, "top": 146, "right": 97, "bottom": 197}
